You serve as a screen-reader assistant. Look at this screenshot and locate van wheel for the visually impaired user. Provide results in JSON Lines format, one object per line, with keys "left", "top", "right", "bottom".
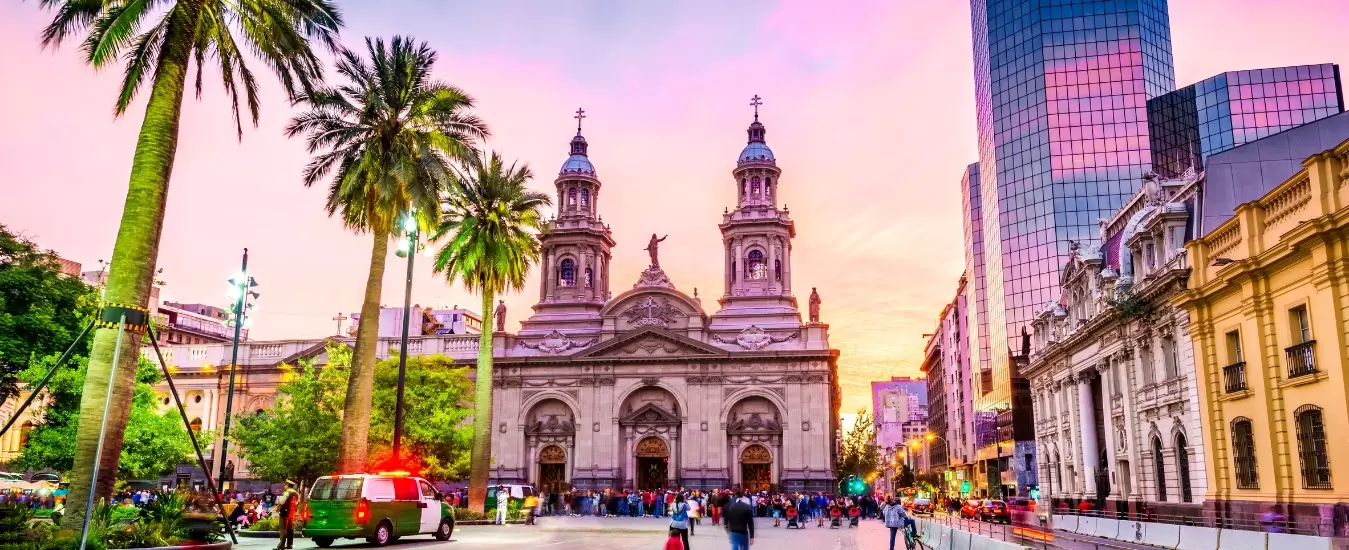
{"left": 434, "top": 518, "right": 454, "bottom": 541}
{"left": 313, "top": 537, "right": 334, "bottom": 548}
{"left": 371, "top": 521, "right": 393, "bottom": 546}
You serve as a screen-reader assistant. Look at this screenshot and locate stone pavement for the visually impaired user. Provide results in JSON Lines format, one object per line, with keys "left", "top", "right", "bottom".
{"left": 231, "top": 515, "right": 920, "bottom": 549}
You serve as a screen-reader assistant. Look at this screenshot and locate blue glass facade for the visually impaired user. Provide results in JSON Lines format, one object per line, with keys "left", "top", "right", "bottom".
{"left": 971, "top": 0, "right": 1176, "bottom": 481}
{"left": 961, "top": 164, "right": 993, "bottom": 401}
{"left": 1148, "top": 64, "right": 1344, "bottom": 178}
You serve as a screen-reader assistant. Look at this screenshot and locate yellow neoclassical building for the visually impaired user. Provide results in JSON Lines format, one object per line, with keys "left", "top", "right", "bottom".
{"left": 1175, "top": 137, "right": 1349, "bottom": 527}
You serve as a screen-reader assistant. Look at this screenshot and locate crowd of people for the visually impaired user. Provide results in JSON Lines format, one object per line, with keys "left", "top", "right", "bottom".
{"left": 527, "top": 487, "right": 923, "bottom": 550}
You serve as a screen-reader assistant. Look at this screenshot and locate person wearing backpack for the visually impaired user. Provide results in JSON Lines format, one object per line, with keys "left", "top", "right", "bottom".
{"left": 669, "top": 493, "right": 691, "bottom": 550}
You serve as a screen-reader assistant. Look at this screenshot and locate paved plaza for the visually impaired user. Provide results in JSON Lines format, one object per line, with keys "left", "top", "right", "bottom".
{"left": 231, "top": 516, "right": 925, "bottom": 550}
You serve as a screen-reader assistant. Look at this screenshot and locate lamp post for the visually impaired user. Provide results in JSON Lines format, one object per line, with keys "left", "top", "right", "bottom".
{"left": 218, "top": 249, "right": 259, "bottom": 492}
{"left": 925, "top": 432, "right": 950, "bottom": 496}
{"left": 392, "top": 211, "right": 426, "bottom": 463}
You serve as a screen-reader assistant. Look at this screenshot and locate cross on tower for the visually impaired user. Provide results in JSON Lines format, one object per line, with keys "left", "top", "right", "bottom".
{"left": 750, "top": 95, "right": 763, "bottom": 120}
{"left": 332, "top": 312, "right": 348, "bottom": 335}
{"left": 574, "top": 107, "right": 586, "bottom": 133}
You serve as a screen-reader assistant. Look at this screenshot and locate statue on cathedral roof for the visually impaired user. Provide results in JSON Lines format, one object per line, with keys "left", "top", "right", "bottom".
{"left": 645, "top": 233, "right": 668, "bottom": 268}
{"left": 809, "top": 287, "right": 822, "bottom": 323}
{"left": 494, "top": 300, "right": 507, "bottom": 332}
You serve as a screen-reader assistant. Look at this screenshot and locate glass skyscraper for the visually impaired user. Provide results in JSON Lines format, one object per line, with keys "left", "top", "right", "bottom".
{"left": 970, "top": 0, "right": 1176, "bottom": 492}
{"left": 1149, "top": 64, "right": 1344, "bottom": 178}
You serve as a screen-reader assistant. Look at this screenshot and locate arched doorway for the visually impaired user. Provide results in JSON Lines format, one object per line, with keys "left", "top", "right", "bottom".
{"left": 539, "top": 445, "right": 568, "bottom": 492}
{"left": 726, "top": 395, "right": 782, "bottom": 490}
{"left": 740, "top": 445, "right": 772, "bottom": 492}
{"left": 635, "top": 437, "right": 670, "bottom": 490}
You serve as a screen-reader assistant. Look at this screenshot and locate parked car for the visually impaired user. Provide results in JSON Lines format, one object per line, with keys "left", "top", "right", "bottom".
{"left": 960, "top": 500, "right": 981, "bottom": 519}
{"left": 980, "top": 500, "right": 1011, "bottom": 523}
{"left": 302, "top": 473, "right": 455, "bottom": 547}
{"left": 484, "top": 483, "right": 536, "bottom": 510}
{"left": 29, "top": 473, "right": 60, "bottom": 483}
{"left": 910, "top": 498, "right": 934, "bottom": 516}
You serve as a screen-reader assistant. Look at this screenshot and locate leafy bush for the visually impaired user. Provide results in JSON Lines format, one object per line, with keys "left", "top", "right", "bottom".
{"left": 249, "top": 516, "right": 280, "bottom": 531}
{"left": 31, "top": 509, "right": 54, "bottom": 519}
{"left": 0, "top": 504, "right": 34, "bottom": 543}
{"left": 452, "top": 508, "right": 486, "bottom": 521}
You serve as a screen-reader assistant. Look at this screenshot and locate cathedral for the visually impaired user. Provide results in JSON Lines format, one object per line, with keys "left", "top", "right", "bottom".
{"left": 488, "top": 101, "right": 841, "bottom": 493}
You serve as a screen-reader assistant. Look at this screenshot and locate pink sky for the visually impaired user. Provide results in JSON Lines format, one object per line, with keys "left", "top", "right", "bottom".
{"left": 2, "top": 0, "right": 1346, "bottom": 413}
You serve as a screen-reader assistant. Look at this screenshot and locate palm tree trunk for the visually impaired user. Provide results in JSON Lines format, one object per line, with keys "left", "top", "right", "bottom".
{"left": 467, "top": 288, "right": 495, "bottom": 514}
{"left": 66, "top": 0, "right": 204, "bottom": 524}
{"left": 339, "top": 231, "right": 389, "bottom": 472}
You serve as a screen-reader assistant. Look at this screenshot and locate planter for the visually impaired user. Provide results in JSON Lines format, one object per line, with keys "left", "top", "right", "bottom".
{"left": 120, "top": 540, "right": 233, "bottom": 550}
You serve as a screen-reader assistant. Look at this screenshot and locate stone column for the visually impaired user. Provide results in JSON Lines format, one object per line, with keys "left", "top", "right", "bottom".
{"left": 542, "top": 251, "right": 554, "bottom": 301}
{"left": 1118, "top": 350, "right": 1144, "bottom": 500}
{"left": 1078, "top": 372, "right": 1099, "bottom": 497}
{"left": 768, "top": 238, "right": 778, "bottom": 290}
{"left": 734, "top": 238, "right": 744, "bottom": 286}
{"left": 1097, "top": 362, "right": 1120, "bottom": 499}
{"left": 626, "top": 430, "right": 635, "bottom": 490}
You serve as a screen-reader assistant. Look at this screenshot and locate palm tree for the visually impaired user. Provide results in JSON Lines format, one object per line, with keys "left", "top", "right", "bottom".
{"left": 286, "top": 36, "right": 488, "bottom": 473}
{"left": 36, "top": 0, "right": 341, "bottom": 518}
{"left": 432, "top": 152, "right": 549, "bottom": 513}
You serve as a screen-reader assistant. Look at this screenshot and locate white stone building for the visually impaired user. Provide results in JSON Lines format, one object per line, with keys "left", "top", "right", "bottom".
{"left": 64, "top": 104, "right": 841, "bottom": 494}
{"left": 1025, "top": 170, "right": 1206, "bottom": 514}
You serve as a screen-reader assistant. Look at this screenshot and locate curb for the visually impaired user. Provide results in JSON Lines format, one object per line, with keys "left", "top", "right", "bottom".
{"left": 122, "top": 541, "right": 234, "bottom": 550}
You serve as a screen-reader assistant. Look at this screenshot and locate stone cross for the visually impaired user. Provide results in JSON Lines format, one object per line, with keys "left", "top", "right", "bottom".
{"left": 750, "top": 95, "right": 763, "bottom": 120}
{"left": 574, "top": 107, "right": 586, "bottom": 132}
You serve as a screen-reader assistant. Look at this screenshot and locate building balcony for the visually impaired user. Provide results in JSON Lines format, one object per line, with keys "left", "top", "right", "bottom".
{"left": 1286, "top": 341, "right": 1317, "bottom": 379}
{"left": 1223, "top": 362, "right": 1247, "bottom": 393}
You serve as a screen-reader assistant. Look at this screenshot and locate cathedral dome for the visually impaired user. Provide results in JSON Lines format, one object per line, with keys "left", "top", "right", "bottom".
{"left": 738, "top": 141, "right": 776, "bottom": 164}
{"left": 559, "top": 132, "right": 596, "bottom": 176}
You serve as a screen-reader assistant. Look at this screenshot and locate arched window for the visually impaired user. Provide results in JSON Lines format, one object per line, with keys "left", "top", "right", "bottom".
{"left": 774, "top": 259, "right": 781, "bottom": 281}
{"left": 560, "top": 259, "right": 576, "bottom": 287}
{"left": 741, "top": 179, "right": 747, "bottom": 198}
{"left": 18, "top": 421, "right": 33, "bottom": 448}
{"left": 1152, "top": 436, "right": 1168, "bottom": 501}
{"left": 746, "top": 250, "right": 767, "bottom": 280}
{"left": 1175, "top": 432, "right": 1193, "bottom": 502}
{"left": 1295, "top": 405, "right": 1332, "bottom": 488}
{"left": 1231, "top": 417, "right": 1259, "bottom": 489}
{"left": 568, "top": 188, "right": 577, "bottom": 208}
{"left": 190, "top": 418, "right": 203, "bottom": 433}
{"left": 751, "top": 176, "right": 761, "bottom": 197}
{"left": 580, "top": 189, "right": 590, "bottom": 209}
{"left": 765, "top": 177, "right": 773, "bottom": 200}
{"left": 584, "top": 267, "right": 593, "bottom": 288}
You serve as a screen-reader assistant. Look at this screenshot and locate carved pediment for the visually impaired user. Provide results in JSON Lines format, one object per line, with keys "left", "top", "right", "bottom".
{"left": 572, "top": 327, "right": 728, "bottom": 359}
{"left": 620, "top": 403, "right": 681, "bottom": 426}
{"left": 524, "top": 414, "right": 576, "bottom": 435}
{"left": 727, "top": 412, "right": 783, "bottom": 435}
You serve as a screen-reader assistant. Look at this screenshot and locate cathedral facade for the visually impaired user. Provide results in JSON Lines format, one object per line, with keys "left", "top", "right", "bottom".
{"left": 488, "top": 104, "right": 841, "bottom": 492}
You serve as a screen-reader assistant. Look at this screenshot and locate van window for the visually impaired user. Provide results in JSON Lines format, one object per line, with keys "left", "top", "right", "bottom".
{"left": 417, "top": 480, "right": 437, "bottom": 500}
{"left": 522, "top": 486, "right": 536, "bottom": 497}
{"left": 310, "top": 478, "right": 363, "bottom": 501}
{"left": 366, "top": 477, "right": 396, "bottom": 500}
{"left": 393, "top": 478, "right": 419, "bottom": 501}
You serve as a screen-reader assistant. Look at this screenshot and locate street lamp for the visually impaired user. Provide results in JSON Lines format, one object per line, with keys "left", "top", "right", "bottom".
{"left": 218, "top": 249, "right": 259, "bottom": 491}
{"left": 392, "top": 210, "right": 428, "bottom": 464}
{"left": 925, "top": 432, "right": 951, "bottom": 495}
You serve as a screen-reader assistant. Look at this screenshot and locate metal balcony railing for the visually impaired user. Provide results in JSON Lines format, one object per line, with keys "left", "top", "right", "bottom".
{"left": 1286, "top": 341, "right": 1317, "bottom": 379}
{"left": 1223, "top": 362, "right": 1247, "bottom": 393}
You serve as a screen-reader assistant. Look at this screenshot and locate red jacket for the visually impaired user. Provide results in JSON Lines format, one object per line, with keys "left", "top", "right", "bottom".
{"left": 664, "top": 536, "right": 684, "bottom": 550}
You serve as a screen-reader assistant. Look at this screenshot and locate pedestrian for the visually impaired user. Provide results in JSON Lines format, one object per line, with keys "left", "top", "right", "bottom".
{"left": 274, "top": 480, "right": 299, "bottom": 550}
{"left": 524, "top": 491, "right": 538, "bottom": 525}
{"left": 664, "top": 527, "right": 685, "bottom": 550}
{"left": 495, "top": 486, "right": 509, "bottom": 525}
{"left": 1262, "top": 504, "right": 1287, "bottom": 534}
{"left": 723, "top": 490, "right": 755, "bottom": 550}
{"left": 669, "top": 494, "right": 691, "bottom": 550}
{"left": 881, "top": 495, "right": 906, "bottom": 550}
{"left": 688, "top": 494, "right": 701, "bottom": 533}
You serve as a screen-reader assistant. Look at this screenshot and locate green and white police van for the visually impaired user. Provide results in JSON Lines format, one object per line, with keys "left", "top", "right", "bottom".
{"left": 302, "top": 473, "right": 454, "bottom": 547}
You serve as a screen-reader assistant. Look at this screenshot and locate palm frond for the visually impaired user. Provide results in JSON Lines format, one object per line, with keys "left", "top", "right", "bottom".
{"left": 80, "top": 0, "right": 151, "bottom": 68}
{"left": 114, "top": 16, "right": 167, "bottom": 116}
{"left": 38, "top": 0, "right": 104, "bottom": 49}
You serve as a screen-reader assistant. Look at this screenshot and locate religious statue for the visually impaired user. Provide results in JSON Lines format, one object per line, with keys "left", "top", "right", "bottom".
{"left": 494, "top": 300, "right": 507, "bottom": 332}
{"left": 645, "top": 233, "right": 668, "bottom": 268}
{"left": 808, "top": 287, "right": 822, "bottom": 322}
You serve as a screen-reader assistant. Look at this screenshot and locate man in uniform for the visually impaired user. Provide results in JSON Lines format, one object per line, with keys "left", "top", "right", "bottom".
{"left": 276, "top": 480, "right": 299, "bottom": 550}
{"left": 495, "top": 486, "right": 509, "bottom": 525}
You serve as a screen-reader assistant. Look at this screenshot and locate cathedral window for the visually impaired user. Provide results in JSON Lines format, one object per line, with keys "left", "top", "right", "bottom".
{"left": 751, "top": 176, "right": 761, "bottom": 197}
{"left": 560, "top": 259, "right": 576, "bottom": 287}
{"left": 774, "top": 259, "right": 781, "bottom": 281}
{"left": 585, "top": 267, "right": 593, "bottom": 288}
{"left": 765, "top": 177, "right": 773, "bottom": 200}
{"left": 746, "top": 249, "right": 767, "bottom": 280}
{"left": 581, "top": 189, "right": 590, "bottom": 209}
{"left": 568, "top": 188, "right": 577, "bottom": 209}
{"left": 741, "top": 179, "right": 747, "bottom": 198}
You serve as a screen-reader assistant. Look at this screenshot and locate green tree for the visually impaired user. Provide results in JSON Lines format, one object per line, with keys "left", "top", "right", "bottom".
{"left": 13, "top": 355, "right": 197, "bottom": 480}
{"left": 0, "top": 224, "right": 99, "bottom": 402}
{"left": 35, "top": 0, "right": 341, "bottom": 518}
{"left": 286, "top": 36, "right": 487, "bottom": 473}
{"left": 231, "top": 355, "right": 346, "bottom": 485}
{"left": 837, "top": 410, "right": 880, "bottom": 481}
{"left": 431, "top": 151, "right": 549, "bottom": 512}
{"left": 232, "top": 343, "right": 474, "bottom": 483}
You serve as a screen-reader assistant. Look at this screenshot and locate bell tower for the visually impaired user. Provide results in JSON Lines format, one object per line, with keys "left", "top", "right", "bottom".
{"left": 711, "top": 96, "right": 801, "bottom": 331}
{"left": 519, "top": 109, "right": 617, "bottom": 337}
